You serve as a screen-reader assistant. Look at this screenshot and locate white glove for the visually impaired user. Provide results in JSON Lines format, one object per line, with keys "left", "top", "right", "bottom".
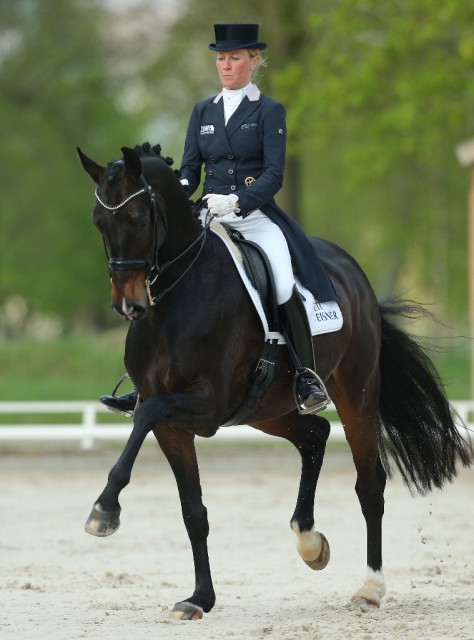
{"left": 202, "top": 193, "right": 240, "bottom": 217}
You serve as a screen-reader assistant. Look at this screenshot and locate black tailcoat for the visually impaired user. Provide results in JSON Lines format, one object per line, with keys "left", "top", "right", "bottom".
{"left": 180, "top": 85, "right": 336, "bottom": 301}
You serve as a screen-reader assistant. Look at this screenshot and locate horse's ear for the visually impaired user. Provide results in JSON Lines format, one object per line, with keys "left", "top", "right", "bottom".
{"left": 121, "top": 147, "right": 142, "bottom": 182}
{"left": 77, "top": 147, "right": 105, "bottom": 184}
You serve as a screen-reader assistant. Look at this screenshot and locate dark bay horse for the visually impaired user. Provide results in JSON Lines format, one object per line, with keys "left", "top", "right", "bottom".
{"left": 78, "top": 143, "right": 472, "bottom": 620}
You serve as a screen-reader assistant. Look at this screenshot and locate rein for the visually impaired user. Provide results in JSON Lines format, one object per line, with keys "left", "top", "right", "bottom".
{"left": 95, "top": 175, "right": 207, "bottom": 306}
{"left": 145, "top": 229, "right": 206, "bottom": 306}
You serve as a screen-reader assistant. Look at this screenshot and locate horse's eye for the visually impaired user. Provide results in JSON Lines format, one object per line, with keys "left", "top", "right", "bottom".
{"left": 129, "top": 210, "right": 148, "bottom": 229}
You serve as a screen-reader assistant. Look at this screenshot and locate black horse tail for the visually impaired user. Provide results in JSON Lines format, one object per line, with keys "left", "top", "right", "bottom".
{"left": 377, "top": 298, "right": 472, "bottom": 495}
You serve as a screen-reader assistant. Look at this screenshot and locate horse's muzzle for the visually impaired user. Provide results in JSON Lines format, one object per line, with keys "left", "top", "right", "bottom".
{"left": 111, "top": 273, "right": 148, "bottom": 321}
{"left": 112, "top": 298, "right": 147, "bottom": 321}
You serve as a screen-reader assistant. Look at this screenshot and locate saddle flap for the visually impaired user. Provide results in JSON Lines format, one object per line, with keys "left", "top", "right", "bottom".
{"left": 223, "top": 225, "right": 279, "bottom": 332}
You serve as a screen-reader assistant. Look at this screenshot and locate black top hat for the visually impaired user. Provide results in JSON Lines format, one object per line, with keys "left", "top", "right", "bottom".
{"left": 208, "top": 24, "right": 267, "bottom": 52}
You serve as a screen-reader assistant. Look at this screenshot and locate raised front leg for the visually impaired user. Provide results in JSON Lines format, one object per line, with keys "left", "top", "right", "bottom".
{"left": 85, "top": 398, "right": 167, "bottom": 536}
{"left": 154, "top": 425, "right": 215, "bottom": 619}
{"left": 85, "top": 382, "right": 216, "bottom": 538}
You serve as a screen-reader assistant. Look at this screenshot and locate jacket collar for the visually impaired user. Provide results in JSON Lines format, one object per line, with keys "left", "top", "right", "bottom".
{"left": 213, "top": 84, "right": 261, "bottom": 104}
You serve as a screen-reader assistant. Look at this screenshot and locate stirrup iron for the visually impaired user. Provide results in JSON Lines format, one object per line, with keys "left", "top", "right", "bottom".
{"left": 293, "top": 367, "right": 330, "bottom": 415}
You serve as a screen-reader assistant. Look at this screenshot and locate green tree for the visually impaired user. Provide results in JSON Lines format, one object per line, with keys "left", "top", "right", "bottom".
{"left": 152, "top": 0, "right": 473, "bottom": 320}
{"left": 3, "top": 0, "right": 470, "bottom": 328}
{"left": 274, "top": 0, "right": 474, "bottom": 313}
{"left": 0, "top": 0, "right": 145, "bottom": 327}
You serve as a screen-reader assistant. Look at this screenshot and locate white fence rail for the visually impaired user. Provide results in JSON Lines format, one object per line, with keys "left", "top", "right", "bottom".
{"left": 0, "top": 400, "right": 472, "bottom": 450}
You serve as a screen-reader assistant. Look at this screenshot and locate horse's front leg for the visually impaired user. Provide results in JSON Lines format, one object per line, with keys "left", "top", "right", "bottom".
{"left": 84, "top": 398, "right": 167, "bottom": 537}
{"left": 153, "top": 425, "right": 215, "bottom": 620}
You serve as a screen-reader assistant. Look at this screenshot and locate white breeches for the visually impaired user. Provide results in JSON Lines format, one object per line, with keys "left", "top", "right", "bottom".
{"left": 203, "top": 209, "right": 294, "bottom": 305}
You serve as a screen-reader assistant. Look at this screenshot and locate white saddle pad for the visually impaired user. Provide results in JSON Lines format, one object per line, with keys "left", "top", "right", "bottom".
{"left": 210, "top": 223, "right": 343, "bottom": 344}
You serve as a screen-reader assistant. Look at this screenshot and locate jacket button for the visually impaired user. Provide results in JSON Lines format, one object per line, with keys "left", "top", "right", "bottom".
{"left": 228, "top": 154, "right": 234, "bottom": 160}
{"left": 230, "top": 185, "right": 236, "bottom": 191}
{"left": 208, "top": 170, "right": 214, "bottom": 176}
{"left": 227, "top": 169, "right": 234, "bottom": 175}
{"left": 207, "top": 186, "right": 213, "bottom": 193}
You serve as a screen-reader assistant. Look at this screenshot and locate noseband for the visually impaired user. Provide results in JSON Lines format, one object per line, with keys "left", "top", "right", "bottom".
{"left": 95, "top": 174, "right": 206, "bottom": 306}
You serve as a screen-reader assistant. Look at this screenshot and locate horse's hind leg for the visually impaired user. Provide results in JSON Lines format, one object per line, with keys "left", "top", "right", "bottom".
{"left": 255, "top": 412, "right": 331, "bottom": 570}
{"left": 337, "top": 389, "right": 387, "bottom": 607}
{"left": 351, "top": 442, "right": 387, "bottom": 607}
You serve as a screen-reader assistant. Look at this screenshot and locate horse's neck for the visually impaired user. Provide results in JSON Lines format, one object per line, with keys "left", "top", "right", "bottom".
{"left": 144, "top": 159, "right": 201, "bottom": 262}
{"left": 159, "top": 195, "right": 202, "bottom": 264}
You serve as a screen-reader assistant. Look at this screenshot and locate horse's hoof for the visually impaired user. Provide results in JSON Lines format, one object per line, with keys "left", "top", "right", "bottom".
{"left": 172, "top": 601, "right": 204, "bottom": 621}
{"left": 291, "top": 523, "right": 330, "bottom": 571}
{"left": 84, "top": 504, "right": 121, "bottom": 537}
{"left": 350, "top": 569, "right": 385, "bottom": 608}
{"left": 350, "top": 596, "right": 380, "bottom": 610}
{"left": 303, "top": 532, "right": 330, "bottom": 571}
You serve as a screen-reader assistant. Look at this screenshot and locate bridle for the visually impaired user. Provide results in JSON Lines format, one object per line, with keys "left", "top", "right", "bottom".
{"left": 95, "top": 174, "right": 207, "bottom": 306}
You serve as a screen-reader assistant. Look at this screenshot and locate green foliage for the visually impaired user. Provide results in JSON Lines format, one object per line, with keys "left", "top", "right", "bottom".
{"left": 271, "top": 0, "right": 474, "bottom": 316}
{"left": 0, "top": 331, "right": 128, "bottom": 400}
{"left": 0, "top": 0, "right": 472, "bottom": 332}
{"left": 0, "top": 0, "right": 145, "bottom": 325}
{"left": 294, "top": 0, "right": 474, "bottom": 168}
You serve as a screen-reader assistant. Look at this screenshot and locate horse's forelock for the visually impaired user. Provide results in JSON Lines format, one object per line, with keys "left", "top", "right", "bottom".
{"left": 105, "top": 159, "right": 124, "bottom": 185}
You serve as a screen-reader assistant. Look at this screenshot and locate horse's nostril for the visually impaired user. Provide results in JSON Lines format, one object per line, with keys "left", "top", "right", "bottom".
{"left": 111, "top": 300, "right": 147, "bottom": 321}
{"left": 131, "top": 305, "right": 147, "bottom": 321}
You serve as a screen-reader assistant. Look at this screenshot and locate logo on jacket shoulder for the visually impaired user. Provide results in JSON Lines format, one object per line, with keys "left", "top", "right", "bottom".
{"left": 200, "top": 125, "right": 215, "bottom": 135}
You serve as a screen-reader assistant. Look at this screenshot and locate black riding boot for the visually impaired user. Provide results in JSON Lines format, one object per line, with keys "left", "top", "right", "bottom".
{"left": 278, "top": 286, "right": 330, "bottom": 414}
{"left": 99, "top": 374, "right": 139, "bottom": 417}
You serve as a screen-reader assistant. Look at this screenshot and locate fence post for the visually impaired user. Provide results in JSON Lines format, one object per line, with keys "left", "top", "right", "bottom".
{"left": 81, "top": 403, "right": 97, "bottom": 450}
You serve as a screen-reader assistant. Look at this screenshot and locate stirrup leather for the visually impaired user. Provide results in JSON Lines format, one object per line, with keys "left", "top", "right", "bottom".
{"left": 293, "top": 367, "right": 330, "bottom": 415}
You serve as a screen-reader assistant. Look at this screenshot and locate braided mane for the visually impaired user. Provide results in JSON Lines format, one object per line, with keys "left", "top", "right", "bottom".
{"left": 105, "top": 142, "right": 180, "bottom": 181}
{"left": 132, "top": 142, "right": 182, "bottom": 179}
{"left": 133, "top": 142, "right": 174, "bottom": 167}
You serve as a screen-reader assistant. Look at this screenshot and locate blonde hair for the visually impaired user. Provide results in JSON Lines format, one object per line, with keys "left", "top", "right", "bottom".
{"left": 248, "top": 48, "right": 268, "bottom": 79}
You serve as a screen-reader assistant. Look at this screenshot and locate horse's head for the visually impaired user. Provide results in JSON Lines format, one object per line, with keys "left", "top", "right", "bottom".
{"left": 78, "top": 145, "right": 169, "bottom": 321}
